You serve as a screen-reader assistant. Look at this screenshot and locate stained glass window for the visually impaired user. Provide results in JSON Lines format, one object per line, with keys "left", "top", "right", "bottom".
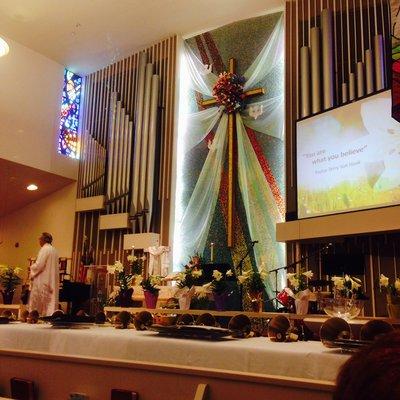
{"left": 58, "top": 69, "right": 82, "bottom": 158}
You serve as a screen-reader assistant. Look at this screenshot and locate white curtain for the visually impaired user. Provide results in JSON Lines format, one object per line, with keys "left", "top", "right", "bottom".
{"left": 183, "top": 42, "right": 217, "bottom": 96}
{"left": 236, "top": 115, "right": 285, "bottom": 298}
{"left": 179, "top": 115, "right": 228, "bottom": 261}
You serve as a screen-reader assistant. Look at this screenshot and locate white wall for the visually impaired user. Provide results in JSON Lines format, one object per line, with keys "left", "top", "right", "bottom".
{"left": 0, "top": 36, "right": 78, "bottom": 180}
{"left": 0, "top": 183, "right": 77, "bottom": 268}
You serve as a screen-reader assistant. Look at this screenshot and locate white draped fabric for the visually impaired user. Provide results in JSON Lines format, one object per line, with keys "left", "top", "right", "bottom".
{"left": 180, "top": 115, "right": 228, "bottom": 259}
{"left": 177, "top": 15, "right": 285, "bottom": 294}
{"left": 147, "top": 246, "right": 170, "bottom": 276}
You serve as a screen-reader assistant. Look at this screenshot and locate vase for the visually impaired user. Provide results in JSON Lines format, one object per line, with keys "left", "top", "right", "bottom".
{"left": 248, "top": 291, "right": 263, "bottom": 312}
{"left": 213, "top": 291, "right": 229, "bottom": 311}
{"left": 1, "top": 290, "right": 15, "bottom": 305}
{"left": 294, "top": 289, "right": 311, "bottom": 315}
{"left": 322, "top": 297, "right": 365, "bottom": 320}
{"left": 178, "top": 295, "right": 192, "bottom": 310}
{"left": 176, "top": 286, "right": 195, "bottom": 310}
{"left": 387, "top": 295, "right": 400, "bottom": 319}
{"left": 144, "top": 290, "right": 159, "bottom": 309}
{"left": 115, "top": 288, "right": 134, "bottom": 307}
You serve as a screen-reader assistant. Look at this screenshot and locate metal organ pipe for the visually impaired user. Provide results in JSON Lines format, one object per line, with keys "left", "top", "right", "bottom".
{"left": 321, "top": 8, "right": 335, "bottom": 109}
{"left": 374, "top": 34, "right": 385, "bottom": 90}
{"left": 145, "top": 74, "right": 160, "bottom": 232}
{"left": 310, "top": 27, "right": 321, "bottom": 113}
{"left": 300, "top": 46, "right": 311, "bottom": 118}
{"left": 131, "top": 53, "right": 147, "bottom": 218}
{"left": 139, "top": 62, "right": 154, "bottom": 227}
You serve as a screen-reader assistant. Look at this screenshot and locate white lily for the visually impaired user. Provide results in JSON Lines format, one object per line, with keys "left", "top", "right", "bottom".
{"left": 197, "top": 283, "right": 212, "bottom": 298}
{"left": 302, "top": 270, "right": 313, "bottom": 279}
{"left": 127, "top": 255, "right": 137, "bottom": 262}
{"left": 212, "top": 270, "right": 223, "bottom": 281}
{"left": 226, "top": 269, "right": 233, "bottom": 277}
{"left": 331, "top": 276, "right": 345, "bottom": 291}
{"left": 191, "top": 269, "right": 203, "bottom": 278}
{"left": 114, "top": 261, "right": 124, "bottom": 273}
{"left": 395, "top": 279, "right": 400, "bottom": 293}
{"left": 107, "top": 265, "right": 116, "bottom": 274}
{"left": 379, "top": 274, "right": 389, "bottom": 287}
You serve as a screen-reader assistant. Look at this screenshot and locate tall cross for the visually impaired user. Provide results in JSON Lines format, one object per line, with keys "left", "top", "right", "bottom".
{"left": 201, "top": 58, "right": 265, "bottom": 247}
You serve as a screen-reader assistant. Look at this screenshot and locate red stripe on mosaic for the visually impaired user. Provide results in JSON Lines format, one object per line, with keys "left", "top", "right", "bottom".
{"left": 202, "top": 32, "right": 225, "bottom": 74}
{"left": 194, "top": 36, "right": 210, "bottom": 66}
{"left": 246, "top": 127, "right": 285, "bottom": 217}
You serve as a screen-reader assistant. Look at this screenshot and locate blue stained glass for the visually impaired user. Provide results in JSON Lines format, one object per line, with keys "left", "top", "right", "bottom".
{"left": 58, "top": 69, "right": 82, "bottom": 159}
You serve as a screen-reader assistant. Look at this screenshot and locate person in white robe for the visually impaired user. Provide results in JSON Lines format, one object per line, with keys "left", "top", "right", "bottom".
{"left": 28, "top": 232, "right": 59, "bottom": 316}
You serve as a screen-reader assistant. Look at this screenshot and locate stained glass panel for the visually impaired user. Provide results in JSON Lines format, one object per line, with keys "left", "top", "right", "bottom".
{"left": 58, "top": 69, "right": 82, "bottom": 158}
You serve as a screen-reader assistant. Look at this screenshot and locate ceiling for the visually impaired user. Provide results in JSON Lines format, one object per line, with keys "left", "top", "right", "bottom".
{"left": 0, "top": 0, "right": 283, "bottom": 75}
{"left": 0, "top": 158, "right": 74, "bottom": 218}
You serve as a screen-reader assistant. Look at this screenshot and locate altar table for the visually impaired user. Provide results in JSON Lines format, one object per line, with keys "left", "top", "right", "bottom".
{"left": 0, "top": 323, "right": 348, "bottom": 382}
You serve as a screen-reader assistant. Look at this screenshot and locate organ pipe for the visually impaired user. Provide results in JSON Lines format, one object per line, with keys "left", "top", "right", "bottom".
{"left": 310, "top": 27, "right": 321, "bottom": 113}
{"left": 321, "top": 8, "right": 334, "bottom": 110}
{"left": 300, "top": 46, "right": 311, "bottom": 118}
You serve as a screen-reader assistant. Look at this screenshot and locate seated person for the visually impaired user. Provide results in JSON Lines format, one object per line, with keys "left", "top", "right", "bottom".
{"left": 334, "top": 331, "right": 400, "bottom": 400}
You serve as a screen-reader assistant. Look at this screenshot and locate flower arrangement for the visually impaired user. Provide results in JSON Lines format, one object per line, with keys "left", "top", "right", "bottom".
{"left": 237, "top": 266, "right": 268, "bottom": 294}
{"left": 212, "top": 72, "right": 246, "bottom": 113}
{"left": 331, "top": 275, "right": 364, "bottom": 299}
{"left": 0, "top": 266, "right": 23, "bottom": 304}
{"left": 380, "top": 274, "right": 400, "bottom": 318}
{"left": 140, "top": 275, "right": 162, "bottom": 295}
{"left": 199, "top": 269, "right": 233, "bottom": 296}
{"left": 286, "top": 269, "right": 313, "bottom": 295}
{"left": 175, "top": 256, "right": 203, "bottom": 289}
{"left": 127, "top": 254, "right": 144, "bottom": 276}
{"left": 0, "top": 266, "right": 22, "bottom": 292}
{"left": 379, "top": 274, "right": 400, "bottom": 297}
{"left": 107, "top": 257, "right": 145, "bottom": 307}
{"left": 107, "top": 256, "right": 145, "bottom": 290}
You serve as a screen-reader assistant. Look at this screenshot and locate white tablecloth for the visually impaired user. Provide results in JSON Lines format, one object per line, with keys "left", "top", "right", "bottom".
{"left": 0, "top": 323, "right": 349, "bottom": 382}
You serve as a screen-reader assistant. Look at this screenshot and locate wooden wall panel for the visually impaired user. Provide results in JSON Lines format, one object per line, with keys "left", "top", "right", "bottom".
{"left": 285, "top": 0, "right": 396, "bottom": 317}
{"left": 72, "top": 36, "right": 177, "bottom": 277}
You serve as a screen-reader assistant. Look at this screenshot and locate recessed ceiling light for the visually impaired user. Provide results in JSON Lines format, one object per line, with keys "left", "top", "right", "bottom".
{"left": 0, "top": 37, "right": 9, "bottom": 58}
{"left": 27, "top": 184, "right": 38, "bottom": 191}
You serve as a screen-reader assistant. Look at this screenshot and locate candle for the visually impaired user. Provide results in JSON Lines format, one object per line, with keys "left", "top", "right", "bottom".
{"left": 131, "top": 245, "right": 135, "bottom": 256}
{"left": 210, "top": 243, "right": 215, "bottom": 263}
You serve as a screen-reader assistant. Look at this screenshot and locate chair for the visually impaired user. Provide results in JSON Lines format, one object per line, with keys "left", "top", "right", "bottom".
{"left": 10, "top": 378, "right": 36, "bottom": 400}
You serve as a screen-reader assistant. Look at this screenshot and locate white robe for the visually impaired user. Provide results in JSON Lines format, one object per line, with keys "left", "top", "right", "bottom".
{"left": 29, "top": 243, "right": 59, "bottom": 316}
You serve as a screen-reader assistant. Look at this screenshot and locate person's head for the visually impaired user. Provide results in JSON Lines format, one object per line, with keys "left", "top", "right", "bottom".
{"left": 334, "top": 331, "right": 400, "bottom": 400}
{"left": 39, "top": 232, "right": 53, "bottom": 247}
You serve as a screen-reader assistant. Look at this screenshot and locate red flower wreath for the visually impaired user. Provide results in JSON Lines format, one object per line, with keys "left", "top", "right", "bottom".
{"left": 212, "top": 72, "right": 246, "bottom": 113}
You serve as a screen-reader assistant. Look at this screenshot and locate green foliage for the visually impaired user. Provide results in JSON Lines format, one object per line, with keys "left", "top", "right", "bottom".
{"left": 140, "top": 276, "right": 160, "bottom": 294}
{"left": 0, "top": 266, "right": 22, "bottom": 292}
{"left": 246, "top": 272, "right": 265, "bottom": 293}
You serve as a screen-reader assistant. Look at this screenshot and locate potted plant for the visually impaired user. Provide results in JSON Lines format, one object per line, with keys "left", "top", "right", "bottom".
{"left": 141, "top": 275, "right": 162, "bottom": 309}
{"left": 0, "top": 266, "right": 22, "bottom": 304}
{"left": 286, "top": 269, "right": 313, "bottom": 315}
{"left": 379, "top": 274, "right": 400, "bottom": 318}
{"left": 237, "top": 266, "right": 268, "bottom": 312}
{"left": 173, "top": 260, "right": 203, "bottom": 310}
{"left": 323, "top": 275, "right": 366, "bottom": 320}
{"left": 107, "top": 257, "right": 145, "bottom": 307}
{"left": 206, "top": 269, "right": 233, "bottom": 311}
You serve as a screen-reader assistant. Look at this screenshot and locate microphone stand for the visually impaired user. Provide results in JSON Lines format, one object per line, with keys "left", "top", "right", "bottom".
{"left": 269, "top": 243, "right": 333, "bottom": 310}
{"left": 235, "top": 240, "right": 258, "bottom": 310}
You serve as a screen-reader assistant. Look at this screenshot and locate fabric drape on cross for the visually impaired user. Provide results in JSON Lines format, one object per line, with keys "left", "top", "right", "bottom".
{"left": 177, "top": 16, "right": 285, "bottom": 298}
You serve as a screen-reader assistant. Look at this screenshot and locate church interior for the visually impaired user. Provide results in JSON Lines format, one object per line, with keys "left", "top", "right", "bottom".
{"left": 0, "top": 0, "right": 399, "bottom": 399}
